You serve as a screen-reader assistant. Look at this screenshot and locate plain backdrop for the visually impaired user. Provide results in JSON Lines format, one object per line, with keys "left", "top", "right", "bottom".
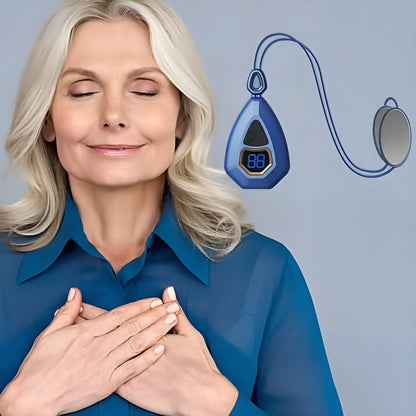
{"left": 1, "top": 1, "right": 415, "bottom": 415}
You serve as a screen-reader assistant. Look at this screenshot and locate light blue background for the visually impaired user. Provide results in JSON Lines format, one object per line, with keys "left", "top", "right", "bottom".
{"left": 1, "top": 1, "right": 415, "bottom": 415}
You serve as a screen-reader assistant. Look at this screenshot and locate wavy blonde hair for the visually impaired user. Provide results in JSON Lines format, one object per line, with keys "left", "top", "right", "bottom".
{"left": 0, "top": 0, "right": 250, "bottom": 258}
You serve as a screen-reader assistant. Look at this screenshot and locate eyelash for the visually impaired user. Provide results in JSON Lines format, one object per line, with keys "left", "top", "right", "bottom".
{"left": 132, "top": 92, "right": 157, "bottom": 97}
{"left": 70, "top": 93, "right": 95, "bottom": 98}
{"left": 70, "top": 92, "right": 157, "bottom": 98}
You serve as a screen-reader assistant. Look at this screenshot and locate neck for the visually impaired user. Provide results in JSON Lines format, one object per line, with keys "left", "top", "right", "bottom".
{"left": 69, "top": 176, "right": 166, "bottom": 273}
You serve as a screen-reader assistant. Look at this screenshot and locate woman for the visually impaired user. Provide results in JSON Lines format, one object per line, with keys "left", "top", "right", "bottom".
{"left": 0, "top": 0, "right": 343, "bottom": 415}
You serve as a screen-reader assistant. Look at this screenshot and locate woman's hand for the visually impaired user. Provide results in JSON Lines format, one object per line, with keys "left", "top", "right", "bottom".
{"left": 0, "top": 288, "right": 180, "bottom": 416}
{"left": 80, "top": 287, "right": 239, "bottom": 416}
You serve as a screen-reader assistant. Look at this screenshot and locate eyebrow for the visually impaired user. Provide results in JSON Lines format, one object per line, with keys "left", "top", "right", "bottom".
{"left": 60, "top": 67, "right": 164, "bottom": 80}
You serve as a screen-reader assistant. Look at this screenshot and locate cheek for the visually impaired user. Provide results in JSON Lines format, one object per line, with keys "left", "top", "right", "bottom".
{"left": 52, "top": 109, "right": 90, "bottom": 143}
{"left": 51, "top": 111, "right": 89, "bottom": 171}
{"left": 141, "top": 104, "right": 180, "bottom": 143}
{"left": 141, "top": 112, "right": 177, "bottom": 173}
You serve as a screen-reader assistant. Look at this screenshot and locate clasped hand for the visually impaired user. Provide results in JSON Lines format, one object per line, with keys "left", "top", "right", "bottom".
{"left": 2, "top": 287, "right": 237, "bottom": 416}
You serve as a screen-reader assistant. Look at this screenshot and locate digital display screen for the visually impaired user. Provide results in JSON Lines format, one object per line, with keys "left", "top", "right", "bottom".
{"left": 240, "top": 149, "right": 272, "bottom": 174}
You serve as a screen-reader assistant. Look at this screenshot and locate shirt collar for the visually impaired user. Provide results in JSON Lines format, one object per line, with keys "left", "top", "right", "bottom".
{"left": 16, "top": 192, "right": 209, "bottom": 286}
{"left": 153, "top": 196, "right": 209, "bottom": 286}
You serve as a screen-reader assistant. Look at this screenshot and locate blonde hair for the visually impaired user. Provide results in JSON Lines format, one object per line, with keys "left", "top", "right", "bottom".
{"left": 0, "top": 0, "right": 251, "bottom": 258}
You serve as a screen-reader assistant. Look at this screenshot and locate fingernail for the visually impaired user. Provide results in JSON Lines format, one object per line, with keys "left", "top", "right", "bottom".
{"left": 154, "top": 344, "right": 164, "bottom": 355}
{"left": 167, "top": 286, "right": 176, "bottom": 301}
{"left": 54, "top": 308, "right": 60, "bottom": 316}
{"left": 150, "top": 299, "right": 163, "bottom": 309}
{"left": 67, "top": 288, "right": 75, "bottom": 302}
{"left": 165, "top": 313, "right": 177, "bottom": 325}
{"left": 166, "top": 303, "right": 179, "bottom": 313}
{"left": 79, "top": 305, "right": 84, "bottom": 313}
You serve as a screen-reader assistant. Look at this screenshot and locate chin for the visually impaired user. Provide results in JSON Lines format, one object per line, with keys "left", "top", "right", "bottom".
{"left": 90, "top": 173, "right": 167, "bottom": 189}
{"left": 66, "top": 166, "right": 169, "bottom": 191}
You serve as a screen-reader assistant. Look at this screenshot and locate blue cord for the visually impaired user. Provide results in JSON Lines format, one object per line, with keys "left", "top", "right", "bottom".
{"left": 253, "top": 33, "right": 395, "bottom": 177}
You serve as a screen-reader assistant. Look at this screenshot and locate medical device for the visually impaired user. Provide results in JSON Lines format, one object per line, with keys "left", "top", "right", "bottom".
{"left": 225, "top": 33, "right": 412, "bottom": 189}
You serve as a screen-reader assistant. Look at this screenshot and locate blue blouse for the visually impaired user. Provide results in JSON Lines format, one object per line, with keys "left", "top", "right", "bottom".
{"left": 0, "top": 194, "right": 343, "bottom": 415}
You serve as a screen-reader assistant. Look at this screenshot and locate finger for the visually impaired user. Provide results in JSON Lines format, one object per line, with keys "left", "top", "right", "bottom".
{"left": 80, "top": 302, "right": 107, "bottom": 320}
{"left": 163, "top": 288, "right": 218, "bottom": 371}
{"left": 162, "top": 286, "right": 177, "bottom": 304}
{"left": 162, "top": 286, "right": 192, "bottom": 336}
{"left": 108, "top": 310, "right": 177, "bottom": 367}
{"left": 111, "top": 343, "right": 165, "bottom": 387}
{"left": 89, "top": 297, "right": 163, "bottom": 336}
{"left": 42, "top": 287, "right": 83, "bottom": 337}
{"left": 162, "top": 288, "right": 219, "bottom": 372}
{"left": 104, "top": 301, "right": 180, "bottom": 351}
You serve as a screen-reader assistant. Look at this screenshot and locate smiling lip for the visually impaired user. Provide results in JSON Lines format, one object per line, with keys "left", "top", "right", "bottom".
{"left": 88, "top": 144, "right": 143, "bottom": 156}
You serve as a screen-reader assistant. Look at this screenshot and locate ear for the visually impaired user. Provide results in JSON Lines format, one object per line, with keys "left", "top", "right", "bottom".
{"left": 42, "top": 112, "right": 56, "bottom": 143}
{"left": 175, "top": 96, "right": 188, "bottom": 140}
{"left": 175, "top": 120, "right": 187, "bottom": 140}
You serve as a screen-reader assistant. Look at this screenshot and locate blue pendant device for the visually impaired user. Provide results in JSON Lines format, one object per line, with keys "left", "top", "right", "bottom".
{"left": 225, "top": 33, "right": 412, "bottom": 189}
{"left": 225, "top": 70, "right": 289, "bottom": 189}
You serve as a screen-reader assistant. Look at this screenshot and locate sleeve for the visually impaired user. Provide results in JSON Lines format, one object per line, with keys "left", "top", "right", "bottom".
{"left": 230, "top": 251, "right": 344, "bottom": 416}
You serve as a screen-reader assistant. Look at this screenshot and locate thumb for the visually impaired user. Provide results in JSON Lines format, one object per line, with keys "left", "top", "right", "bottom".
{"left": 162, "top": 286, "right": 193, "bottom": 336}
{"left": 33, "top": 287, "right": 83, "bottom": 342}
{"left": 51, "top": 287, "right": 83, "bottom": 330}
{"left": 161, "top": 286, "right": 218, "bottom": 371}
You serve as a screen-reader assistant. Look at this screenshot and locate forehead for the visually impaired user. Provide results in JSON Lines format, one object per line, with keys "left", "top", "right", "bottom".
{"left": 64, "top": 18, "right": 156, "bottom": 68}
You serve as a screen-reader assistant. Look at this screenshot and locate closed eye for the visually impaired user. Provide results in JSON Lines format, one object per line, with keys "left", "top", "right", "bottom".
{"left": 70, "top": 92, "right": 98, "bottom": 98}
{"left": 69, "top": 91, "right": 156, "bottom": 98}
{"left": 131, "top": 91, "right": 157, "bottom": 97}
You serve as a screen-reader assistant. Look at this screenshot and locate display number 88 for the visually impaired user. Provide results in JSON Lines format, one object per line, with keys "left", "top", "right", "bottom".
{"left": 247, "top": 153, "right": 266, "bottom": 169}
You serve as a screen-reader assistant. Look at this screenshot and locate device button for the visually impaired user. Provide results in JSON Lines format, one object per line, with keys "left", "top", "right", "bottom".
{"left": 243, "top": 120, "right": 269, "bottom": 147}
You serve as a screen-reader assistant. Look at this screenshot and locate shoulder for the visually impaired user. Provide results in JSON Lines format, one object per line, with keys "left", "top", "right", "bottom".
{"left": 207, "top": 230, "right": 308, "bottom": 322}
{"left": 0, "top": 235, "right": 25, "bottom": 282}
{"left": 0, "top": 233, "right": 27, "bottom": 255}
{"left": 238, "top": 230, "right": 290, "bottom": 257}
{"left": 214, "top": 230, "right": 297, "bottom": 293}
{"left": 0, "top": 234, "right": 15, "bottom": 256}
{"left": 227, "top": 230, "right": 292, "bottom": 270}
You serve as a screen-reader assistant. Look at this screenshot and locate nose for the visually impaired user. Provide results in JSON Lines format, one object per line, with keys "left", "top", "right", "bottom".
{"left": 100, "top": 91, "right": 129, "bottom": 130}
{"left": 104, "top": 121, "right": 126, "bottom": 128}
